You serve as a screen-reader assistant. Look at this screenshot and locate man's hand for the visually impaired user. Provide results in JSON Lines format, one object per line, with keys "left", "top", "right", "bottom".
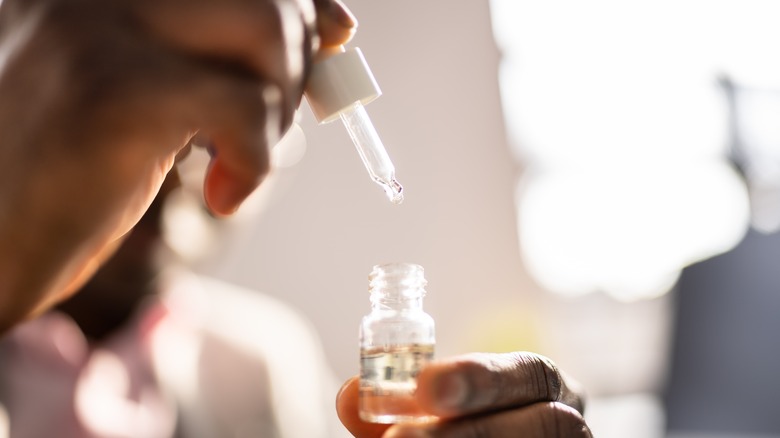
{"left": 0, "top": 0, "right": 355, "bottom": 331}
{"left": 337, "top": 352, "right": 592, "bottom": 437}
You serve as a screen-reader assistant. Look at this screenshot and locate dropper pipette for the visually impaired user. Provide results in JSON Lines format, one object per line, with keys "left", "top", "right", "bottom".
{"left": 305, "top": 46, "right": 403, "bottom": 204}
{"left": 339, "top": 101, "right": 403, "bottom": 203}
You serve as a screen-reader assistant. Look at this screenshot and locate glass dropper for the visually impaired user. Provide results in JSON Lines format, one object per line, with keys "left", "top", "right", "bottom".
{"left": 305, "top": 46, "right": 403, "bottom": 204}
{"left": 340, "top": 101, "right": 403, "bottom": 204}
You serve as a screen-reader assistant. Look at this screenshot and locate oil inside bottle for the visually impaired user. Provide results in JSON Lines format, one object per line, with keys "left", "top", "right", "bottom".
{"left": 359, "top": 344, "right": 436, "bottom": 424}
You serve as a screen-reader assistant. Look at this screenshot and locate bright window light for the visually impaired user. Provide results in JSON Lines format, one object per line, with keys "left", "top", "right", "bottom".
{"left": 488, "top": 0, "right": 780, "bottom": 300}
{"left": 517, "top": 161, "right": 748, "bottom": 300}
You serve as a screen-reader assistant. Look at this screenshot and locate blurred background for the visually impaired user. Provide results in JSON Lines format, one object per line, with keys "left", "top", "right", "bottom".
{"left": 172, "top": 1, "right": 780, "bottom": 437}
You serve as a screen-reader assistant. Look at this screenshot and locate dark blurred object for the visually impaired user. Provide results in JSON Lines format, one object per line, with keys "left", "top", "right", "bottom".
{"left": 665, "top": 77, "right": 780, "bottom": 436}
{"left": 664, "top": 228, "right": 780, "bottom": 436}
{"left": 722, "top": 76, "right": 780, "bottom": 234}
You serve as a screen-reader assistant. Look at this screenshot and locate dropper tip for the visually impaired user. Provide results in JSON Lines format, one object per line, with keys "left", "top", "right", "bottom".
{"left": 384, "top": 179, "right": 404, "bottom": 205}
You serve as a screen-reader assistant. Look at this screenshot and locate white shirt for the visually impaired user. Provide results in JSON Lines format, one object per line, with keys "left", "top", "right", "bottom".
{"left": 0, "top": 270, "right": 348, "bottom": 438}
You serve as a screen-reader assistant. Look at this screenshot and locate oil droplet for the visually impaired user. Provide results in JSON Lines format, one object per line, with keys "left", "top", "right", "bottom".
{"left": 381, "top": 179, "right": 404, "bottom": 205}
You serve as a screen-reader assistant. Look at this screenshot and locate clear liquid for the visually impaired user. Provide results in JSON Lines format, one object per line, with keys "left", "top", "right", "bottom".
{"left": 376, "top": 177, "right": 404, "bottom": 204}
{"left": 359, "top": 344, "right": 436, "bottom": 424}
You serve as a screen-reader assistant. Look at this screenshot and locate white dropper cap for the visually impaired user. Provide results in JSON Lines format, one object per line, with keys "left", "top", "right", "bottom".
{"left": 305, "top": 46, "right": 403, "bottom": 204}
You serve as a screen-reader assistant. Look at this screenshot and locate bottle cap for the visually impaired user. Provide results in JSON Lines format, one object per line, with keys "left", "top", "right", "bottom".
{"left": 305, "top": 47, "right": 382, "bottom": 124}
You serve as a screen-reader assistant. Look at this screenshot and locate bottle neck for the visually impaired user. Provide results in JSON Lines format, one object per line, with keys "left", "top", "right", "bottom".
{"left": 370, "top": 291, "right": 424, "bottom": 311}
{"left": 368, "top": 263, "right": 427, "bottom": 312}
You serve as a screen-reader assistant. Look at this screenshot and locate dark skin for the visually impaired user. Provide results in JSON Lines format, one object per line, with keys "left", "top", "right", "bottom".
{"left": 54, "top": 172, "right": 180, "bottom": 342}
{"left": 0, "top": 0, "right": 591, "bottom": 435}
{"left": 337, "top": 354, "right": 590, "bottom": 437}
{"left": 55, "top": 172, "right": 592, "bottom": 438}
{"left": 0, "top": 0, "right": 356, "bottom": 332}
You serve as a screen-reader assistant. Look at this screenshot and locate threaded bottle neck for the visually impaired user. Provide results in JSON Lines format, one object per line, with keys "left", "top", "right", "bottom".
{"left": 368, "top": 263, "right": 427, "bottom": 309}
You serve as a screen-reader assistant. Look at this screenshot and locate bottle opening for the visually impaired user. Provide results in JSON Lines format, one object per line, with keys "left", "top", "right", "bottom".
{"left": 369, "top": 263, "right": 427, "bottom": 299}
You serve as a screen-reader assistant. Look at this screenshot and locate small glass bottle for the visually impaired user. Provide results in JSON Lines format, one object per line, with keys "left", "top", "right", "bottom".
{"left": 359, "top": 262, "right": 436, "bottom": 424}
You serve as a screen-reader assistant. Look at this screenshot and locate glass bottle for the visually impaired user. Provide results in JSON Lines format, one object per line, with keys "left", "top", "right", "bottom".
{"left": 359, "top": 262, "right": 436, "bottom": 424}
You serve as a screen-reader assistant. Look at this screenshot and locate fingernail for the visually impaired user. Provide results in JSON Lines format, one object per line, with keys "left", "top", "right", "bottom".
{"left": 433, "top": 373, "right": 470, "bottom": 411}
{"left": 329, "top": 0, "right": 357, "bottom": 29}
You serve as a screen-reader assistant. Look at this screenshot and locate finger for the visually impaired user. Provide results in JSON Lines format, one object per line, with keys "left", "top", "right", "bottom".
{"left": 88, "top": 44, "right": 281, "bottom": 216}
{"left": 202, "top": 124, "right": 270, "bottom": 216}
{"left": 336, "top": 376, "right": 392, "bottom": 438}
{"left": 313, "top": 0, "right": 358, "bottom": 48}
{"left": 415, "top": 352, "right": 582, "bottom": 418}
{"left": 187, "top": 76, "right": 277, "bottom": 216}
{"left": 135, "top": 0, "right": 315, "bottom": 129}
{"left": 558, "top": 369, "right": 586, "bottom": 414}
{"left": 385, "top": 402, "right": 591, "bottom": 438}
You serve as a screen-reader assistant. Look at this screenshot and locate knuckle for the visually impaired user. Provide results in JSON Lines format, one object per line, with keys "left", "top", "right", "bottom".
{"left": 454, "top": 352, "right": 566, "bottom": 411}
{"left": 520, "top": 352, "right": 563, "bottom": 401}
{"left": 245, "top": 3, "right": 286, "bottom": 44}
{"left": 241, "top": 1, "right": 311, "bottom": 76}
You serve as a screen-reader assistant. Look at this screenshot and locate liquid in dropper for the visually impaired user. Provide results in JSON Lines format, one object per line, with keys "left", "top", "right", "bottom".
{"left": 339, "top": 102, "right": 403, "bottom": 204}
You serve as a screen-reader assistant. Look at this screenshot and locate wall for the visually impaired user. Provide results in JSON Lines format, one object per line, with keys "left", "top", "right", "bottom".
{"left": 198, "top": 0, "right": 539, "bottom": 381}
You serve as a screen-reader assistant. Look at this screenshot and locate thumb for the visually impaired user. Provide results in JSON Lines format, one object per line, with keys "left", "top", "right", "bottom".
{"left": 336, "top": 376, "right": 391, "bottom": 438}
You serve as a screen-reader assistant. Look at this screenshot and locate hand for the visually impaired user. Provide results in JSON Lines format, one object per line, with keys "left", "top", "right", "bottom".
{"left": 337, "top": 352, "right": 592, "bottom": 437}
{"left": 0, "top": 0, "right": 356, "bottom": 331}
